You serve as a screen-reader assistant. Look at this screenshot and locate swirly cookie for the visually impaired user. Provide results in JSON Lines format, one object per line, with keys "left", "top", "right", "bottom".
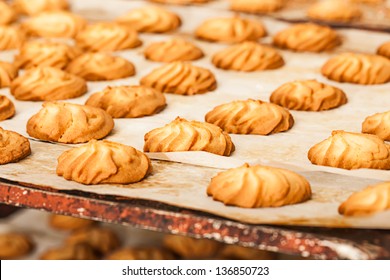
{"left": 230, "top": 0, "right": 284, "bottom": 14}
{"left": 144, "top": 38, "right": 204, "bottom": 62}
{"left": 57, "top": 140, "right": 152, "bottom": 185}
{"left": 308, "top": 130, "right": 390, "bottom": 170}
{"left": 0, "top": 233, "right": 33, "bottom": 259}
{"left": 321, "top": 53, "right": 390, "bottom": 85}
{"left": 0, "top": 25, "right": 25, "bottom": 50}
{"left": 40, "top": 244, "right": 97, "bottom": 260}
{"left": 11, "top": 67, "right": 87, "bottom": 101}
{"left": 0, "top": 95, "right": 15, "bottom": 121}
{"left": 307, "top": 0, "right": 362, "bottom": 22}
{"left": 140, "top": 62, "right": 216, "bottom": 95}
{"left": 163, "top": 235, "right": 221, "bottom": 259}
{"left": 212, "top": 42, "right": 284, "bottom": 72}
{"left": 339, "top": 182, "right": 390, "bottom": 216}
{"left": 377, "top": 41, "right": 390, "bottom": 59}
{"left": 76, "top": 22, "right": 142, "bottom": 52}
{"left": 0, "top": 61, "right": 18, "bottom": 88}
{"left": 144, "top": 117, "right": 235, "bottom": 156}
{"left": 362, "top": 111, "right": 390, "bottom": 141}
{"left": 116, "top": 6, "right": 181, "bottom": 33}
{"left": 207, "top": 164, "right": 312, "bottom": 208}
{"left": 106, "top": 248, "right": 175, "bottom": 260}
{"left": 13, "top": 0, "right": 69, "bottom": 16}
{"left": 273, "top": 23, "right": 341, "bottom": 52}
{"left": 15, "top": 40, "right": 82, "bottom": 69}
{"left": 66, "top": 227, "right": 120, "bottom": 254}
{"left": 0, "top": 2, "right": 17, "bottom": 25}
{"left": 86, "top": 86, "right": 166, "bottom": 118}
{"left": 49, "top": 214, "right": 96, "bottom": 231}
{"left": 65, "top": 52, "right": 135, "bottom": 81}
{"left": 0, "top": 127, "right": 31, "bottom": 165}
{"left": 195, "top": 17, "right": 267, "bottom": 43}
{"left": 270, "top": 80, "right": 348, "bottom": 111}
{"left": 27, "top": 102, "right": 114, "bottom": 144}
{"left": 205, "top": 99, "right": 294, "bottom": 135}
{"left": 22, "top": 11, "right": 87, "bottom": 38}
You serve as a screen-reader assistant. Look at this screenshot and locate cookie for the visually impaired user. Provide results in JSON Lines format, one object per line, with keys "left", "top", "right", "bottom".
{"left": 308, "top": 130, "right": 390, "bottom": 170}
{"left": 148, "top": 0, "right": 210, "bottom": 4}
{"left": 22, "top": 11, "right": 86, "bottom": 38}
{"left": 0, "top": 95, "right": 15, "bottom": 121}
{"left": 13, "top": 0, "right": 69, "bottom": 16}
{"left": 321, "top": 53, "right": 390, "bottom": 85}
{"left": 273, "top": 23, "right": 341, "bottom": 52}
{"left": 339, "top": 182, "right": 390, "bottom": 216}
{"left": 140, "top": 62, "right": 216, "bottom": 95}
{"left": 217, "top": 245, "right": 276, "bottom": 260}
{"left": 0, "top": 127, "right": 31, "bottom": 165}
{"left": 205, "top": 99, "right": 294, "bottom": 135}
{"left": 11, "top": 66, "right": 87, "bottom": 101}
{"left": 362, "top": 110, "right": 390, "bottom": 141}
{"left": 195, "top": 16, "right": 267, "bottom": 43}
{"left": 0, "top": 233, "right": 33, "bottom": 259}
{"left": 106, "top": 247, "right": 175, "bottom": 260}
{"left": 0, "top": 25, "right": 25, "bottom": 51}
{"left": 76, "top": 22, "right": 142, "bottom": 52}
{"left": 307, "top": 0, "right": 362, "bottom": 22}
{"left": 15, "top": 40, "right": 82, "bottom": 69}
{"left": 144, "top": 38, "right": 204, "bottom": 62}
{"left": 270, "top": 80, "right": 348, "bottom": 111}
{"left": 163, "top": 235, "right": 221, "bottom": 259}
{"left": 0, "top": 2, "right": 17, "bottom": 25}
{"left": 40, "top": 243, "right": 97, "bottom": 260}
{"left": 377, "top": 41, "right": 390, "bottom": 59}
{"left": 230, "top": 0, "right": 284, "bottom": 14}
{"left": 49, "top": 214, "right": 96, "bottom": 231}
{"left": 86, "top": 85, "right": 166, "bottom": 118}
{"left": 27, "top": 102, "right": 114, "bottom": 144}
{"left": 117, "top": 6, "right": 181, "bottom": 33}
{"left": 57, "top": 140, "right": 152, "bottom": 185}
{"left": 212, "top": 42, "right": 284, "bottom": 71}
{"left": 144, "top": 117, "right": 235, "bottom": 156}
{"left": 0, "top": 61, "right": 18, "bottom": 88}
{"left": 65, "top": 52, "right": 135, "bottom": 81}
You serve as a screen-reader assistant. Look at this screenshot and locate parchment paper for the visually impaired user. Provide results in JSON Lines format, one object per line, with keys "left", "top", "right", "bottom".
{"left": 0, "top": 0, "right": 390, "bottom": 228}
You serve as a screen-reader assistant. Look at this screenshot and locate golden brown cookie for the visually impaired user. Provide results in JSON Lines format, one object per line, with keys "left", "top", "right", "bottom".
{"left": 106, "top": 247, "right": 175, "bottom": 260}
{"left": 49, "top": 214, "right": 96, "bottom": 231}
{"left": 0, "top": 127, "right": 31, "bottom": 165}
{"left": 65, "top": 52, "right": 135, "bottom": 81}
{"left": 116, "top": 6, "right": 181, "bottom": 33}
{"left": 217, "top": 245, "right": 276, "bottom": 260}
{"left": 0, "top": 25, "right": 25, "bottom": 50}
{"left": 230, "top": 0, "right": 284, "bottom": 14}
{"left": 22, "top": 11, "right": 86, "bottom": 38}
{"left": 163, "top": 235, "right": 221, "bottom": 259}
{"left": 148, "top": 0, "right": 210, "bottom": 4}
{"left": 212, "top": 42, "right": 284, "bottom": 72}
{"left": 362, "top": 111, "right": 390, "bottom": 141}
{"left": 270, "top": 80, "right": 348, "bottom": 111}
{"left": 15, "top": 40, "right": 82, "bottom": 70}
{"left": 0, "top": 95, "right": 15, "bottom": 121}
{"left": 195, "top": 16, "right": 267, "bottom": 43}
{"left": 205, "top": 99, "right": 294, "bottom": 135}
{"left": 140, "top": 62, "right": 217, "bottom": 95}
{"left": 13, "top": 0, "right": 69, "bottom": 16}
{"left": 377, "top": 41, "right": 390, "bottom": 59}
{"left": 0, "top": 2, "right": 17, "bottom": 25}
{"left": 307, "top": 0, "right": 362, "bottom": 22}
{"left": 66, "top": 227, "right": 120, "bottom": 255}
{"left": 27, "top": 102, "right": 114, "bottom": 144}
{"left": 40, "top": 243, "right": 97, "bottom": 260}
{"left": 57, "top": 140, "right": 152, "bottom": 185}
{"left": 0, "top": 233, "right": 33, "bottom": 259}
{"left": 321, "top": 53, "right": 390, "bottom": 85}
{"left": 339, "top": 182, "right": 390, "bottom": 216}
{"left": 144, "top": 38, "right": 204, "bottom": 62}
{"left": 0, "top": 61, "right": 18, "bottom": 88}
{"left": 208, "top": 164, "right": 312, "bottom": 208}
{"left": 308, "top": 131, "right": 390, "bottom": 170}
{"left": 273, "top": 23, "right": 341, "bottom": 52}
{"left": 348, "top": 0, "right": 384, "bottom": 4}
{"left": 144, "top": 117, "right": 235, "bottom": 156}
{"left": 85, "top": 86, "right": 166, "bottom": 118}
{"left": 76, "top": 22, "right": 142, "bottom": 52}
{"left": 10, "top": 66, "right": 87, "bottom": 101}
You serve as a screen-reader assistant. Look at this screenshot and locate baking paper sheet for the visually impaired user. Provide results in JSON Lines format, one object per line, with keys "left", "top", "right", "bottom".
{"left": 0, "top": 0, "right": 390, "bottom": 228}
